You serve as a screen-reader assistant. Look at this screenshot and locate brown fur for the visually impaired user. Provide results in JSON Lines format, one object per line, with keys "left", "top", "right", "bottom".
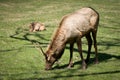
{"left": 29, "top": 22, "right": 46, "bottom": 32}
{"left": 42, "top": 7, "right": 99, "bottom": 70}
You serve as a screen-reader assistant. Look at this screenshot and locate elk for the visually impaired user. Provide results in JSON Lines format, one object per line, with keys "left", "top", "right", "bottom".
{"left": 39, "top": 7, "right": 99, "bottom": 70}
{"left": 29, "top": 22, "right": 46, "bottom": 32}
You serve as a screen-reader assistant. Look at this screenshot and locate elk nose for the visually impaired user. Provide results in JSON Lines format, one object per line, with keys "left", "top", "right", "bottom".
{"left": 45, "top": 67, "right": 52, "bottom": 70}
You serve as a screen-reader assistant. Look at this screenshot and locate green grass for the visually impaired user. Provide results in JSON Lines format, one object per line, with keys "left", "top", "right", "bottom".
{"left": 0, "top": 0, "right": 120, "bottom": 80}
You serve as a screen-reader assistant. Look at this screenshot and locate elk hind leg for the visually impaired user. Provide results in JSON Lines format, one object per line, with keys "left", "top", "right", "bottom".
{"left": 92, "top": 31, "right": 99, "bottom": 64}
{"left": 85, "top": 32, "right": 92, "bottom": 63}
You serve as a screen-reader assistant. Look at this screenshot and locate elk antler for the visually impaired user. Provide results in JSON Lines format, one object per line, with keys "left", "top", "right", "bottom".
{"left": 33, "top": 42, "right": 46, "bottom": 57}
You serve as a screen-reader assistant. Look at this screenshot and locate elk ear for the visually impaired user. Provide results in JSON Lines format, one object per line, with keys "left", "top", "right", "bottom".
{"left": 31, "top": 22, "right": 36, "bottom": 27}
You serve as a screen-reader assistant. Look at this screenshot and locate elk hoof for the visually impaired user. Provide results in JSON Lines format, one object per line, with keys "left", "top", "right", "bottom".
{"left": 94, "top": 60, "right": 99, "bottom": 64}
{"left": 81, "top": 62, "right": 87, "bottom": 70}
{"left": 81, "top": 65, "right": 87, "bottom": 70}
{"left": 67, "top": 64, "right": 74, "bottom": 68}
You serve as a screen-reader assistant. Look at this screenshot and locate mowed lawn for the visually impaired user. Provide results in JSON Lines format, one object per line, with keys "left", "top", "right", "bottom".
{"left": 0, "top": 0, "right": 120, "bottom": 80}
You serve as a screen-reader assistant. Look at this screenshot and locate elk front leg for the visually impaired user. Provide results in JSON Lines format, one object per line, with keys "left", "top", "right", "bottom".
{"left": 68, "top": 43, "right": 74, "bottom": 68}
{"left": 77, "top": 38, "right": 87, "bottom": 70}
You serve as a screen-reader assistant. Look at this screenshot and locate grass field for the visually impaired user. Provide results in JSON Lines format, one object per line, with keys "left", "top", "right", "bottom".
{"left": 0, "top": 0, "right": 120, "bottom": 80}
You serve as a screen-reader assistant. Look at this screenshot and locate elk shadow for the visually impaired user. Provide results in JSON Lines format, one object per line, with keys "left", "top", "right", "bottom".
{"left": 53, "top": 47, "right": 120, "bottom": 70}
{"left": 10, "top": 27, "right": 49, "bottom": 47}
{"left": 39, "top": 69, "right": 120, "bottom": 80}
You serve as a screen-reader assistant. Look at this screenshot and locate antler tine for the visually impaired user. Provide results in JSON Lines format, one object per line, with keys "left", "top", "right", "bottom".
{"left": 33, "top": 42, "right": 46, "bottom": 57}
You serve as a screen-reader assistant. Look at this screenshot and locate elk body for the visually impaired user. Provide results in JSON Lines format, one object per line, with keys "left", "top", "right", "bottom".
{"left": 41, "top": 7, "right": 99, "bottom": 70}
{"left": 29, "top": 22, "right": 46, "bottom": 32}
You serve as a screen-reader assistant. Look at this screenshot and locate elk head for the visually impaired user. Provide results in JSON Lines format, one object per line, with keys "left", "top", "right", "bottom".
{"left": 36, "top": 43, "right": 65, "bottom": 70}
{"left": 34, "top": 43, "right": 56, "bottom": 70}
{"left": 44, "top": 47, "right": 65, "bottom": 70}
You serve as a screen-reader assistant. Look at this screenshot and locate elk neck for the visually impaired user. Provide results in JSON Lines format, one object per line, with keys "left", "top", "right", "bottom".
{"left": 46, "top": 27, "right": 66, "bottom": 55}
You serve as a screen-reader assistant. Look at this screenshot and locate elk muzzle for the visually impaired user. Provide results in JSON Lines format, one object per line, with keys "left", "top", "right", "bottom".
{"left": 45, "top": 62, "right": 53, "bottom": 70}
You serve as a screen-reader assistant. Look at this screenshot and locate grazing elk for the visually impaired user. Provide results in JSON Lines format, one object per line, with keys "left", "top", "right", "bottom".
{"left": 39, "top": 7, "right": 99, "bottom": 70}
{"left": 29, "top": 22, "right": 46, "bottom": 32}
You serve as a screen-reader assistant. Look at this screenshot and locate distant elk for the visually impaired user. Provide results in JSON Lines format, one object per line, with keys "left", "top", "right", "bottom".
{"left": 38, "top": 7, "right": 99, "bottom": 70}
{"left": 29, "top": 22, "right": 46, "bottom": 32}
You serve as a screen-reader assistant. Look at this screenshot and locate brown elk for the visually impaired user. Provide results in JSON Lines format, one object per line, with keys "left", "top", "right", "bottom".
{"left": 29, "top": 22, "right": 46, "bottom": 32}
{"left": 39, "top": 7, "right": 99, "bottom": 70}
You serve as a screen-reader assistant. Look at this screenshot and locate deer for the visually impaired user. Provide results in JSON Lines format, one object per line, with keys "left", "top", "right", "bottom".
{"left": 38, "top": 7, "right": 99, "bottom": 70}
{"left": 29, "top": 22, "right": 46, "bottom": 32}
